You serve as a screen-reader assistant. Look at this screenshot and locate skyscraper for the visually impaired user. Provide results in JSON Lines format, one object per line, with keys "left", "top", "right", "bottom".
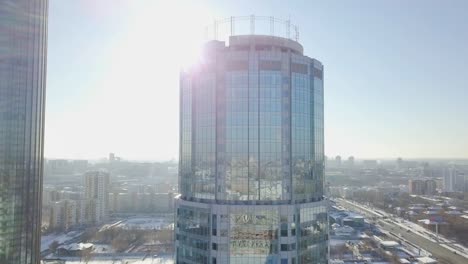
{"left": 0, "top": 1, "right": 48, "bottom": 263}
{"left": 176, "top": 17, "right": 328, "bottom": 264}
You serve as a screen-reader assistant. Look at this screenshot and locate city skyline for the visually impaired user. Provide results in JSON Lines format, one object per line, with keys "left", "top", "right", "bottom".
{"left": 1, "top": 1, "right": 464, "bottom": 263}
{"left": 46, "top": 0, "right": 468, "bottom": 160}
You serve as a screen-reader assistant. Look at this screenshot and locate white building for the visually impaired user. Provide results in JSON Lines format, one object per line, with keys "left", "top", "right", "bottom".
{"left": 443, "top": 167, "right": 466, "bottom": 192}
{"left": 49, "top": 200, "right": 77, "bottom": 230}
{"left": 84, "top": 170, "right": 110, "bottom": 224}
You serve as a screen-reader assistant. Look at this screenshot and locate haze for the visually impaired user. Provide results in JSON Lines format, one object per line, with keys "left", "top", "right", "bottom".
{"left": 46, "top": 0, "right": 468, "bottom": 160}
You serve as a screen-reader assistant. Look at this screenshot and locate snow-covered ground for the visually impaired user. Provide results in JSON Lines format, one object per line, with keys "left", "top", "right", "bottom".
{"left": 92, "top": 244, "right": 115, "bottom": 254}
{"left": 43, "top": 256, "right": 173, "bottom": 264}
{"left": 345, "top": 199, "right": 468, "bottom": 259}
{"left": 113, "top": 217, "right": 172, "bottom": 230}
{"left": 389, "top": 217, "right": 468, "bottom": 258}
{"left": 41, "top": 231, "right": 83, "bottom": 252}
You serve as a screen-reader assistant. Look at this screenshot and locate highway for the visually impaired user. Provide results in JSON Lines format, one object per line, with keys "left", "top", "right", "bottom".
{"left": 336, "top": 199, "right": 468, "bottom": 264}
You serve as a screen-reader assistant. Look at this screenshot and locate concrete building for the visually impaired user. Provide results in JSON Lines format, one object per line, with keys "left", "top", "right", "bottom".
{"left": 443, "top": 167, "right": 466, "bottom": 192}
{"left": 84, "top": 171, "right": 110, "bottom": 224}
{"left": 176, "top": 17, "right": 328, "bottom": 264}
{"left": 408, "top": 179, "right": 437, "bottom": 195}
{"left": 49, "top": 200, "right": 77, "bottom": 231}
{"left": 408, "top": 179, "right": 425, "bottom": 195}
{"left": 424, "top": 179, "right": 437, "bottom": 195}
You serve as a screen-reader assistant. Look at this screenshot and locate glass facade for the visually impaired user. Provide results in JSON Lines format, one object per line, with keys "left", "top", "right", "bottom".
{"left": 0, "top": 1, "right": 48, "bottom": 263}
{"left": 177, "top": 35, "right": 326, "bottom": 264}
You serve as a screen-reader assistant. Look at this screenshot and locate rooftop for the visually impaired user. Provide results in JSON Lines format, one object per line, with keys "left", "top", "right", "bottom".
{"left": 206, "top": 15, "right": 299, "bottom": 42}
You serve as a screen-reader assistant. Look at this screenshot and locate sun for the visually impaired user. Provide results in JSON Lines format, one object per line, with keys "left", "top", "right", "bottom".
{"left": 127, "top": 0, "right": 210, "bottom": 69}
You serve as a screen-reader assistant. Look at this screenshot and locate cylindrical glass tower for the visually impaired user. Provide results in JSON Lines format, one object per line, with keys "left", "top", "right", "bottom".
{"left": 176, "top": 17, "right": 327, "bottom": 264}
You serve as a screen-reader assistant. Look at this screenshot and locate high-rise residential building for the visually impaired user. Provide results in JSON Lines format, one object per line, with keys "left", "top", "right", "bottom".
{"left": 84, "top": 171, "right": 110, "bottom": 224}
{"left": 0, "top": 1, "right": 48, "bottom": 263}
{"left": 408, "top": 179, "right": 437, "bottom": 195}
{"left": 408, "top": 179, "right": 425, "bottom": 195}
{"left": 49, "top": 200, "right": 77, "bottom": 231}
{"left": 443, "top": 167, "right": 467, "bottom": 193}
{"left": 176, "top": 17, "right": 328, "bottom": 264}
{"left": 424, "top": 179, "right": 437, "bottom": 195}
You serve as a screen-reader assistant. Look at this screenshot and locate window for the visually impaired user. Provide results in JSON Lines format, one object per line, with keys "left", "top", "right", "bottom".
{"left": 281, "top": 259, "right": 288, "bottom": 264}
{"left": 281, "top": 223, "right": 288, "bottom": 237}
{"left": 212, "top": 243, "right": 217, "bottom": 250}
{"left": 281, "top": 244, "right": 288, "bottom": 251}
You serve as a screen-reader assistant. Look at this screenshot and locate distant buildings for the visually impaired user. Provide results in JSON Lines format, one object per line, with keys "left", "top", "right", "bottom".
{"left": 45, "top": 159, "right": 89, "bottom": 175}
{"left": 408, "top": 179, "right": 437, "bottom": 195}
{"left": 443, "top": 167, "right": 467, "bottom": 193}
{"left": 108, "top": 152, "right": 121, "bottom": 163}
{"left": 109, "top": 192, "right": 175, "bottom": 213}
{"left": 362, "top": 159, "right": 378, "bottom": 168}
{"left": 425, "top": 179, "right": 437, "bottom": 195}
{"left": 84, "top": 171, "right": 110, "bottom": 224}
{"left": 335, "top": 155, "right": 342, "bottom": 167}
{"left": 48, "top": 171, "right": 111, "bottom": 230}
{"left": 408, "top": 179, "right": 425, "bottom": 195}
{"left": 50, "top": 200, "right": 78, "bottom": 231}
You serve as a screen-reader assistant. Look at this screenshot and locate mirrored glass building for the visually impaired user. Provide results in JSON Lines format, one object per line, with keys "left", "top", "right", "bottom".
{"left": 176, "top": 17, "right": 327, "bottom": 264}
{"left": 0, "top": 1, "right": 48, "bottom": 263}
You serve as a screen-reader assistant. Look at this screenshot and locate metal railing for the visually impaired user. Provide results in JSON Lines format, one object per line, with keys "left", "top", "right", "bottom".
{"left": 205, "top": 15, "right": 299, "bottom": 42}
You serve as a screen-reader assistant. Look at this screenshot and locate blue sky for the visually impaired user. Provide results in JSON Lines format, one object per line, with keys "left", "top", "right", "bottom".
{"left": 46, "top": 0, "right": 468, "bottom": 160}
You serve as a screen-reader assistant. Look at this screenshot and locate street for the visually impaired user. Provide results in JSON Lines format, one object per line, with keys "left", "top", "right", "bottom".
{"left": 337, "top": 199, "right": 468, "bottom": 264}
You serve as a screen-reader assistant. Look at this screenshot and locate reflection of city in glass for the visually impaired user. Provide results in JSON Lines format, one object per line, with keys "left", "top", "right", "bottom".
{"left": 0, "top": 1, "right": 48, "bottom": 263}
{"left": 176, "top": 18, "right": 327, "bottom": 264}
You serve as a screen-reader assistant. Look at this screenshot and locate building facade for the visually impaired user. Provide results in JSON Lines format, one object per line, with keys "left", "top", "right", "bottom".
{"left": 408, "top": 179, "right": 425, "bottom": 195}
{"left": 443, "top": 167, "right": 467, "bottom": 193}
{"left": 176, "top": 30, "right": 327, "bottom": 263}
{"left": 0, "top": 1, "right": 48, "bottom": 263}
{"left": 84, "top": 171, "right": 110, "bottom": 224}
{"left": 49, "top": 200, "right": 77, "bottom": 231}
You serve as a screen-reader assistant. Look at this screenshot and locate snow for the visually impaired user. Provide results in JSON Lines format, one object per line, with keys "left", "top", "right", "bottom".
{"left": 92, "top": 244, "right": 115, "bottom": 253}
{"left": 43, "top": 257, "right": 174, "bottom": 264}
{"left": 118, "top": 217, "right": 171, "bottom": 230}
{"left": 41, "top": 231, "right": 83, "bottom": 252}
{"left": 102, "top": 217, "right": 172, "bottom": 231}
{"left": 338, "top": 198, "right": 468, "bottom": 259}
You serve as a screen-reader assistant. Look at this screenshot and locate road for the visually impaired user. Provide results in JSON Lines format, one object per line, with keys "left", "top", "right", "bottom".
{"left": 336, "top": 199, "right": 468, "bottom": 264}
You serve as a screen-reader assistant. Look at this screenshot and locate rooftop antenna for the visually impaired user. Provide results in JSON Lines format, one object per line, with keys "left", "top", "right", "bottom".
{"left": 295, "top": 25, "right": 299, "bottom": 41}
{"left": 230, "top": 16, "right": 234, "bottom": 36}
{"left": 213, "top": 19, "right": 218, "bottom": 40}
